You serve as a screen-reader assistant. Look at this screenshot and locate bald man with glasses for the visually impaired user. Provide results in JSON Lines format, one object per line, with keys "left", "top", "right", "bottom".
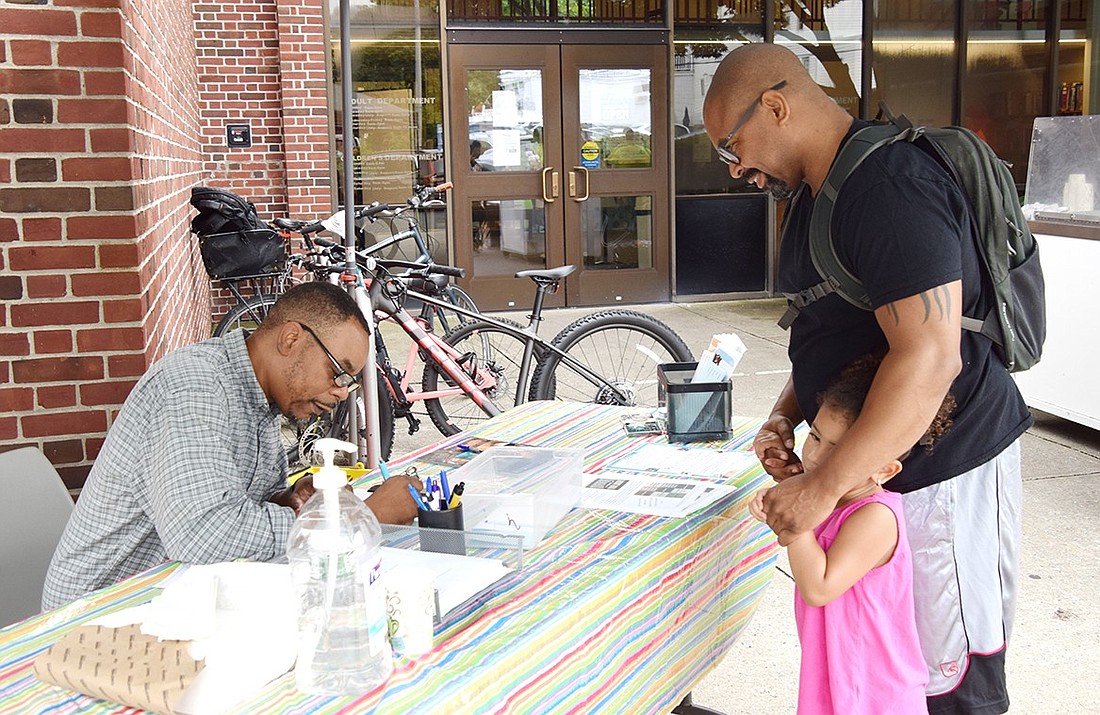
{"left": 44, "top": 282, "right": 422, "bottom": 610}
{"left": 703, "top": 44, "right": 1029, "bottom": 715}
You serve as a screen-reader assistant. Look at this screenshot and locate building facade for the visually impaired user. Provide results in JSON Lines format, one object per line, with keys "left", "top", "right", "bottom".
{"left": 1, "top": 0, "right": 1096, "bottom": 483}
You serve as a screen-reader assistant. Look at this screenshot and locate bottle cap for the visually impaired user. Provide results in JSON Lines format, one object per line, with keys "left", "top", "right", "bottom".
{"left": 312, "top": 438, "right": 357, "bottom": 491}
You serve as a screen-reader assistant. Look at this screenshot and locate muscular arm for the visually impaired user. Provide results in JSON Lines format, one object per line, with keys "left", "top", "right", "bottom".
{"left": 763, "top": 282, "right": 962, "bottom": 544}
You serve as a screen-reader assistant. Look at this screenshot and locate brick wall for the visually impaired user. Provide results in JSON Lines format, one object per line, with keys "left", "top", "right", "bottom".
{"left": 0, "top": 0, "right": 333, "bottom": 489}
{"left": 194, "top": 0, "right": 333, "bottom": 316}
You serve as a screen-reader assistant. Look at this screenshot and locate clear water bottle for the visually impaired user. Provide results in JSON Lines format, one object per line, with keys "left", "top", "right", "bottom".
{"left": 286, "top": 439, "right": 393, "bottom": 695}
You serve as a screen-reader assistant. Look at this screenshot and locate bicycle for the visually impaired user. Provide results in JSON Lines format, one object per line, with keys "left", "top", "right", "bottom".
{"left": 212, "top": 184, "right": 476, "bottom": 338}
{"left": 324, "top": 256, "right": 692, "bottom": 465}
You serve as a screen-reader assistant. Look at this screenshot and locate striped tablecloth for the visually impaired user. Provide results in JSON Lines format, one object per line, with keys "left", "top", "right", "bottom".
{"left": 0, "top": 401, "right": 779, "bottom": 714}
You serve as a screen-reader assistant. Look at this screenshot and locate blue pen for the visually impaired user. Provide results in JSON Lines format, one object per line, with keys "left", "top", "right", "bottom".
{"left": 424, "top": 476, "right": 434, "bottom": 502}
{"left": 407, "top": 483, "right": 430, "bottom": 511}
{"left": 457, "top": 444, "right": 481, "bottom": 453}
{"left": 439, "top": 469, "right": 451, "bottom": 503}
{"left": 379, "top": 460, "right": 392, "bottom": 481}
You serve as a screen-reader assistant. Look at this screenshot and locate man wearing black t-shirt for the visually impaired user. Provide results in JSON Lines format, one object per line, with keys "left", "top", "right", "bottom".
{"left": 703, "top": 44, "right": 1029, "bottom": 714}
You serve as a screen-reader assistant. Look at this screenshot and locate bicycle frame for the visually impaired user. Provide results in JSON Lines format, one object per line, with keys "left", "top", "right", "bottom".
{"left": 381, "top": 276, "right": 633, "bottom": 408}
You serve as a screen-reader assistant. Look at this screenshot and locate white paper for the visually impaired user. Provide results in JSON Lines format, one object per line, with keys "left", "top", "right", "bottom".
{"left": 491, "top": 89, "right": 519, "bottom": 127}
{"left": 582, "top": 472, "right": 736, "bottom": 517}
{"left": 491, "top": 128, "right": 522, "bottom": 168}
{"left": 692, "top": 333, "right": 747, "bottom": 384}
{"left": 606, "top": 442, "right": 759, "bottom": 478}
{"left": 379, "top": 546, "right": 511, "bottom": 617}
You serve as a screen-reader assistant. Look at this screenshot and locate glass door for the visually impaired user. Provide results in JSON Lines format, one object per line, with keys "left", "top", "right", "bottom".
{"left": 449, "top": 42, "right": 669, "bottom": 310}
{"left": 561, "top": 44, "right": 669, "bottom": 306}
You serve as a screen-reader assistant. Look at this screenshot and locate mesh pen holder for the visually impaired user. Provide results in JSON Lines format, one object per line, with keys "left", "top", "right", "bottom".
{"left": 657, "top": 362, "right": 732, "bottom": 442}
{"left": 417, "top": 504, "right": 466, "bottom": 555}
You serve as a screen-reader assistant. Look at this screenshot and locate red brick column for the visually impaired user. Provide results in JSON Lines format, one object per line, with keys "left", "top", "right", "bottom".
{"left": 1, "top": 0, "right": 207, "bottom": 488}
{"left": 276, "top": 0, "right": 334, "bottom": 220}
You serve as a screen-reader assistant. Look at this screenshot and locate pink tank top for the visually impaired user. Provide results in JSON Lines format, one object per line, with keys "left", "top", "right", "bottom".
{"left": 794, "top": 490, "right": 928, "bottom": 714}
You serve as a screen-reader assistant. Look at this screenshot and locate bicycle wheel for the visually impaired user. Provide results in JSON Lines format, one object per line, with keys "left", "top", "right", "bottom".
{"left": 529, "top": 310, "right": 692, "bottom": 408}
{"left": 421, "top": 318, "right": 533, "bottom": 436}
{"left": 290, "top": 370, "right": 396, "bottom": 468}
{"left": 213, "top": 294, "right": 278, "bottom": 337}
{"left": 432, "top": 284, "right": 479, "bottom": 333}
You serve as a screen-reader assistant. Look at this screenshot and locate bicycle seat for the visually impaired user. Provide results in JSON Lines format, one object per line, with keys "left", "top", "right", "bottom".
{"left": 515, "top": 265, "right": 575, "bottom": 284}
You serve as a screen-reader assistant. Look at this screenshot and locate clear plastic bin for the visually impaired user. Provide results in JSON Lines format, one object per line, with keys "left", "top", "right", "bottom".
{"left": 449, "top": 446, "right": 584, "bottom": 549}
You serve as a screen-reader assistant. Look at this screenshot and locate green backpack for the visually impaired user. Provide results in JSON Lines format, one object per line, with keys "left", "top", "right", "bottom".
{"left": 777, "top": 105, "right": 1047, "bottom": 373}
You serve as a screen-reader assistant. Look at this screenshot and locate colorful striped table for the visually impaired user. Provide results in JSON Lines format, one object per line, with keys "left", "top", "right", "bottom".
{"left": 0, "top": 401, "right": 779, "bottom": 714}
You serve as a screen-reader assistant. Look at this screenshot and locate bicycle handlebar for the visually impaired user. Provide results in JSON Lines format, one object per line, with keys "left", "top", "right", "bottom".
{"left": 307, "top": 236, "right": 465, "bottom": 279}
{"left": 375, "top": 258, "right": 465, "bottom": 279}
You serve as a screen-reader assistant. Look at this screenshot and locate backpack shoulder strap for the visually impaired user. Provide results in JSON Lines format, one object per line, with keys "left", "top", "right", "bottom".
{"left": 779, "top": 121, "right": 914, "bottom": 328}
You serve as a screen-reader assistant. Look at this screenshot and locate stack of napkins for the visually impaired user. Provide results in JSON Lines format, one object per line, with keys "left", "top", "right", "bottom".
{"left": 34, "top": 562, "right": 297, "bottom": 715}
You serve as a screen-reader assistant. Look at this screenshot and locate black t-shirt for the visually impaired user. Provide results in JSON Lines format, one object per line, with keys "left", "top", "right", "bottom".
{"left": 777, "top": 120, "right": 1032, "bottom": 493}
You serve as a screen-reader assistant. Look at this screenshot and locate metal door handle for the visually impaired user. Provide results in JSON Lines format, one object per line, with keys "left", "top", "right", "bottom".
{"left": 570, "top": 167, "right": 590, "bottom": 202}
{"left": 542, "top": 167, "right": 559, "bottom": 203}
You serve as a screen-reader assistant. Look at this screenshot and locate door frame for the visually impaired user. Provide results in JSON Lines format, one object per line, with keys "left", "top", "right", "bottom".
{"left": 447, "top": 32, "right": 671, "bottom": 309}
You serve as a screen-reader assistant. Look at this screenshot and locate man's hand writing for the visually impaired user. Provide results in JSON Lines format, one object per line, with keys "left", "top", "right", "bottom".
{"left": 753, "top": 416, "right": 804, "bottom": 481}
{"left": 364, "top": 475, "right": 424, "bottom": 526}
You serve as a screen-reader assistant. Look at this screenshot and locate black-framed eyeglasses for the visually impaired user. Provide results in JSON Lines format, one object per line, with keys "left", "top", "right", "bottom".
{"left": 715, "top": 80, "right": 788, "bottom": 166}
{"left": 299, "top": 323, "right": 360, "bottom": 392}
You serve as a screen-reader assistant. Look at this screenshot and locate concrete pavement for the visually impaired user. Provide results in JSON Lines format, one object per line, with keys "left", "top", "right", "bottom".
{"left": 391, "top": 297, "right": 1100, "bottom": 714}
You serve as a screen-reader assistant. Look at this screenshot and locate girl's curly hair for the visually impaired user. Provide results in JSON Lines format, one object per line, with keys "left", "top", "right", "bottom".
{"left": 818, "top": 352, "right": 956, "bottom": 455}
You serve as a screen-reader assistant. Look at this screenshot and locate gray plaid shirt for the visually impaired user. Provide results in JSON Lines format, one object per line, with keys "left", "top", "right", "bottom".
{"left": 42, "top": 330, "right": 292, "bottom": 610}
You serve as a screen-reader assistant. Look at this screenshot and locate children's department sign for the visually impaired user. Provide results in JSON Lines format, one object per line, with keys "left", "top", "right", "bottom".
{"left": 580, "top": 141, "right": 601, "bottom": 168}
{"left": 356, "top": 89, "right": 418, "bottom": 204}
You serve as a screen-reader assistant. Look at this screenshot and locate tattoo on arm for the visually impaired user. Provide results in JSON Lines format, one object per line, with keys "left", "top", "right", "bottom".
{"left": 888, "top": 286, "right": 954, "bottom": 326}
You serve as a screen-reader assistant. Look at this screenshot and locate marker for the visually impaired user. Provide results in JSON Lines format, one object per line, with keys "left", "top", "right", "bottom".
{"left": 447, "top": 482, "right": 465, "bottom": 510}
{"left": 407, "top": 483, "right": 431, "bottom": 511}
{"left": 379, "top": 460, "right": 392, "bottom": 481}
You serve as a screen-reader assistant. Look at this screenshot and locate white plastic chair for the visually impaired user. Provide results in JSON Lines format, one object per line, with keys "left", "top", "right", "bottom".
{"left": 0, "top": 447, "right": 75, "bottom": 627}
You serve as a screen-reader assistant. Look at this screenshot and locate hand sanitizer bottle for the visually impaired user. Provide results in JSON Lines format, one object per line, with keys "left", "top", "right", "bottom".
{"left": 286, "top": 438, "right": 393, "bottom": 694}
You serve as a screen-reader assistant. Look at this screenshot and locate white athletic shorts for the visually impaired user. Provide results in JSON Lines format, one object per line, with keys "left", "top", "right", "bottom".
{"left": 902, "top": 439, "right": 1022, "bottom": 711}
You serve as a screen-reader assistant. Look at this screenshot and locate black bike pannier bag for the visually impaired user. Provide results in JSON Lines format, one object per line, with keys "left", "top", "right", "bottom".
{"left": 198, "top": 228, "right": 285, "bottom": 278}
{"left": 189, "top": 186, "right": 285, "bottom": 278}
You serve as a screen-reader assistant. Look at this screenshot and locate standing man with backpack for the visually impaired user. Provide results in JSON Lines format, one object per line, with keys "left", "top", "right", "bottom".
{"left": 703, "top": 44, "right": 1036, "bottom": 713}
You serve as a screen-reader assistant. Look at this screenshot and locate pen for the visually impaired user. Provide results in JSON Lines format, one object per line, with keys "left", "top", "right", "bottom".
{"left": 439, "top": 470, "right": 451, "bottom": 503}
{"left": 407, "top": 483, "right": 430, "bottom": 511}
{"left": 457, "top": 444, "right": 481, "bottom": 453}
{"left": 447, "top": 482, "right": 465, "bottom": 510}
{"left": 379, "top": 460, "right": 392, "bottom": 481}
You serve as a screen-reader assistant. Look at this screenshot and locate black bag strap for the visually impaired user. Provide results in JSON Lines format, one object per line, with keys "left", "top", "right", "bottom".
{"left": 779, "top": 120, "right": 916, "bottom": 328}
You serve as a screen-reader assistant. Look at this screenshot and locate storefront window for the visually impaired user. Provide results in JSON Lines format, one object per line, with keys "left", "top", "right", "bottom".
{"left": 871, "top": 1, "right": 955, "bottom": 128}
{"left": 963, "top": 2, "right": 1051, "bottom": 187}
{"left": 331, "top": 0, "right": 448, "bottom": 260}
{"left": 672, "top": 0, "right": 764, "bottom": 196}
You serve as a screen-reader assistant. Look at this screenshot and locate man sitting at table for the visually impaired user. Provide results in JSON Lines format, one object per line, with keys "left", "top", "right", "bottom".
{"left": 42, "top": 282, "right": 421, "bottom": 611}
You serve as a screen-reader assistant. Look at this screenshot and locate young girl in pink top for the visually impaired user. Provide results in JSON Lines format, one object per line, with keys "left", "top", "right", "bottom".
{"left": 751, "top": 354, "right": 956, "bottom": 715}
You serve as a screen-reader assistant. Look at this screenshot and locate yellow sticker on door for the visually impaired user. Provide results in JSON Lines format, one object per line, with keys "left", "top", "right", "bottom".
{"left": 580, "top": 141, "right": 601, "bottom": 168}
